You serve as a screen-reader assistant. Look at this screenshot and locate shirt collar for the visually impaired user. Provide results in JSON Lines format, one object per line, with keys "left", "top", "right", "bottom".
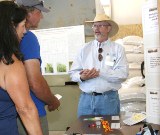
{"left": 94, "top": 39, "right": 111, "bottom": 48}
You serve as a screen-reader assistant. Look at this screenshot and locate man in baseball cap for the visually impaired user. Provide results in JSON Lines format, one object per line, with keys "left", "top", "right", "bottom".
{"left": 15, "top": 0, "right": 60, "bottom": 135}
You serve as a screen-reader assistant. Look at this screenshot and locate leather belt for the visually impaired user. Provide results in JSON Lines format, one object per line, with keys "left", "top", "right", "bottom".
{"left": 92, "top": 92, "right": 103, "bottom": 96}
{"left": 83, "top": 92, "right": 103, "bottom": 96}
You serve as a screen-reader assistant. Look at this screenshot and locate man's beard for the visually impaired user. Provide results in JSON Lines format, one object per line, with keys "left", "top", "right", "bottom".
{"left": 95, "top": 33, "right": 104, "bottom": 39}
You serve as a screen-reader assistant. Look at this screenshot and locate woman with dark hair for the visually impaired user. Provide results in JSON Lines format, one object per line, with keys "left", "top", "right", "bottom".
{"left": 0, "top": 1, "right": 43, "bottom": 135}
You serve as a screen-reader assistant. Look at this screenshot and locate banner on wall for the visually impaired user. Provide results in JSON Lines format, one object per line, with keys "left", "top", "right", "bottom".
{"left": 142, "top": 0, "right": 160, "bottom": 124}
{"left": 32, "top": 25, "right": 85, "bottom": 75}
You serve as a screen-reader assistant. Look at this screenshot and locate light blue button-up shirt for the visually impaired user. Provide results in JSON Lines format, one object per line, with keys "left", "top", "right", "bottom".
{"left": 69, "top": 39, "right": 129, "bottom": 93}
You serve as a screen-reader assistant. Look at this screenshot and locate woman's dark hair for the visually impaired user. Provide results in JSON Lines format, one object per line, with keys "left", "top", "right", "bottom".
{"left": 0, "top": 1, "right": 27, "bottom": 65}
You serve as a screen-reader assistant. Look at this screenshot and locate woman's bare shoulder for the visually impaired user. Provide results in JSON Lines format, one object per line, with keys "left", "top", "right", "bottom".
{"left": 0, "top": 55, "right": 24, "bottom": 89}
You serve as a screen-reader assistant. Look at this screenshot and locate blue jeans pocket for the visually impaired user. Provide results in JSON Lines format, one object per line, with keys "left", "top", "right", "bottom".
{"left": 103, "top": 91, "right": 120, "bottom": 115}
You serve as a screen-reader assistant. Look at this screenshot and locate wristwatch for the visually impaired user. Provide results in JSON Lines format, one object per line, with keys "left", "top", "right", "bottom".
{"left": 80, "top": 77, "right": 85, "bottom": 82}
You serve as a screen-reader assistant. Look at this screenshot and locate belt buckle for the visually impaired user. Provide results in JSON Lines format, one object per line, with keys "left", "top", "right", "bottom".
{"left": 92, "top": 92, "right": 97, "bottom": 96}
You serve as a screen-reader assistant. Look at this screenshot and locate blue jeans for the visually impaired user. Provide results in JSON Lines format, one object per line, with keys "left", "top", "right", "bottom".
{"left": 78, "top": 90, "right": 120, "bottom": 117}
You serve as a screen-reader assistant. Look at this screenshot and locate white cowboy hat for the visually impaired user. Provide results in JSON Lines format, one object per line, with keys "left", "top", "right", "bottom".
{"left": 86, "top": 14, "right": 119, "bottom": 37}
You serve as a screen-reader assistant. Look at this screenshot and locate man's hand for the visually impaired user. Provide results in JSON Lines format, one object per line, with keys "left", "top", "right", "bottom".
{"left": 47, "top": 95, "right": 60, "bottom": 111}
{"left": 80, "top": 68, "right": 99, "bottom": 81}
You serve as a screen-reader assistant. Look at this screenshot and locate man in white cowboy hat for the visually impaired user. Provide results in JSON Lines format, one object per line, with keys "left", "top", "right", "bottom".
{"left": 15, "top": 0, "right": 60, "bottom": 135}
{"left": 69, "top": 13, "right": 128, "bottom": 117}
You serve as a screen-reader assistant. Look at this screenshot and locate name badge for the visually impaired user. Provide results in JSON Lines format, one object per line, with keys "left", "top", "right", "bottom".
{"left": 105, "top": 55, "right": 114, "bottom": 66}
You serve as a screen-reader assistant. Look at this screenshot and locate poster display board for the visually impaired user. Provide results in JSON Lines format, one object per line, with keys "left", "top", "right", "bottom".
{"left": 32, "top": 25, "right": 85, "bottom": 75}
{"left": 142, "top": 0, "right": 160, "bottom": 124}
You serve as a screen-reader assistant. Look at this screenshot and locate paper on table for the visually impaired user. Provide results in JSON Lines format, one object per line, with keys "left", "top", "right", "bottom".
{"left": 123, "top": 112, "right": 146, "bottom": 126}
{"left": 55, "top": 94, "right": 62, "bottom": 100}
{"left": 112, "top": 116, "right": 120, "bottom": 120}
{"left": 111, "top": 123, "right": 121, "bottom": 129}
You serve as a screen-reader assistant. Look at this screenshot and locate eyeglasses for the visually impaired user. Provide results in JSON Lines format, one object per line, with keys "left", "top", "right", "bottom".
{"left": 98, "top": 47, "right": 103, "bottom": 61}
{"left": 92, "top": 24, "right": 110, "bottom": 29}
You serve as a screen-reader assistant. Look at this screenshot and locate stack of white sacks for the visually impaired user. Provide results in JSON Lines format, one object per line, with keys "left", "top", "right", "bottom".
{"left": 115, "top": 36, "right": 146, "bottom": 115}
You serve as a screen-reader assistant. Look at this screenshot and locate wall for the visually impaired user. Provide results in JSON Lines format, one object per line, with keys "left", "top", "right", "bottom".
{"left": 44, "top": 75, "right": 81, "bottom": 131}
{"left": 96, "top": 0, "right": 147, "bottom": 25}
{"left": 39, "top": 0, "right": 95, "bottom": 36}
{"left": 111, "top": 0, "right": 146, "bottom": 24}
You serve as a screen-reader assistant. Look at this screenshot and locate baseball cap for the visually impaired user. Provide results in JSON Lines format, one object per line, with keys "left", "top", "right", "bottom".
{"left": 15, "top": 0, "right": 50, "bottom": 13}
